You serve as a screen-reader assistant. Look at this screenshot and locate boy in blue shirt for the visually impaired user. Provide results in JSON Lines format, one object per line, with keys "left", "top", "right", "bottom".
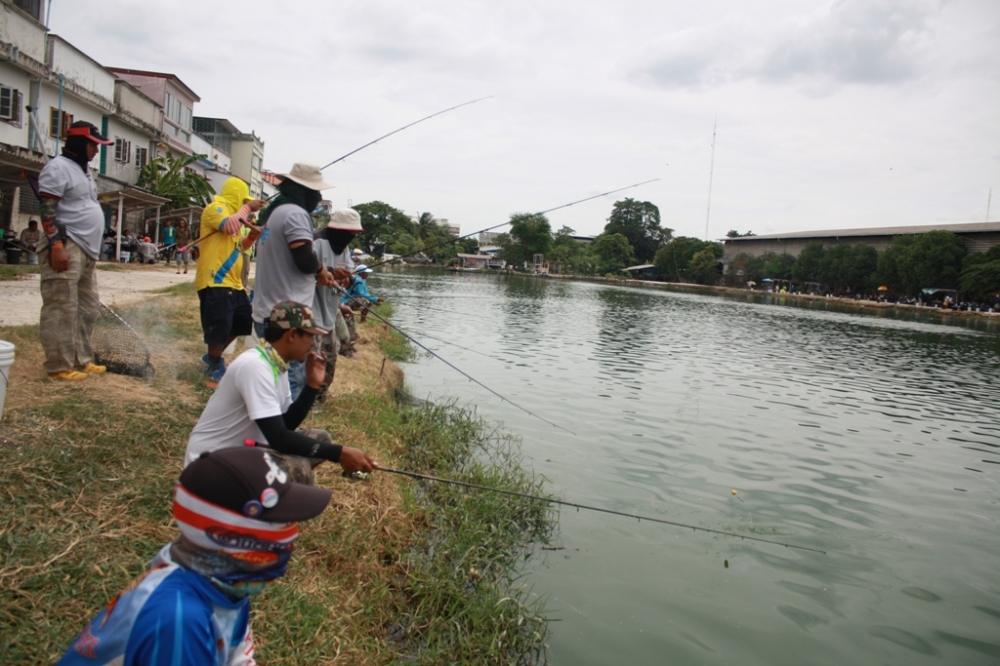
{"left": 59, "top": 447, "right": 334, "bottom": 665}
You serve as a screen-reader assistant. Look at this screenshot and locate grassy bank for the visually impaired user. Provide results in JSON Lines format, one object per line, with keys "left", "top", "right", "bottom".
{"left": 0, "top": 283, "right": 555, "bottom": 664}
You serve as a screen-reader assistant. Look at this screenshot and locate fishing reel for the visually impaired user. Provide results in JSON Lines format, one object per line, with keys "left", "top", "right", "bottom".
{"left": 343, "top": 470, "right": 371, "bottom": 481}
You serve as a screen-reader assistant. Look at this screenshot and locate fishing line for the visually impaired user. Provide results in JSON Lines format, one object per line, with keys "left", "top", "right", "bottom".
{"left": 374, "top": 466, "right": 826, "bottom": 554}
{"left": 362, "top": 178, "right": 661, "bottom": 272}
{"left": 366, "top": 309, "right": 576, "bottom": 435}
{"left": 394, "top": 322, "right": 498, "bottom": 360}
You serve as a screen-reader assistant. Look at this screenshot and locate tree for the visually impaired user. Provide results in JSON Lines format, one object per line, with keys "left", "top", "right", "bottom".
{"left": 653, "top": 237, "right": 720, "bottom": 282}
{"left": 137, "top": 153, "right": 215, "bottom": 210}
{"left": 352, "top": 201, "right": 414, "bottom": 256}
{"left": 689, "top": 247, "right": 721, "bottom": 284}
{"left": 792, "top": 242, "right": 825, "bottom": 283}
{"left": 604, "top": 198, "right": 671, "bottom": 262}
{"left": 878, "top": 231, "right": 967, "bottom": 295}
{"left": 501, "top": 213, "right": 551, "bottom": 267}
{"left": 591, "top": 233, "right": 635, "bottom": 275}
{"left": 758, "top": 252, "right": 795, "bottom": 280}
{"left": 548, "top": 226, "right": 595, "bottom": 274}
{"left": 960, "top": 245, "right": 1000, "bottom": 301}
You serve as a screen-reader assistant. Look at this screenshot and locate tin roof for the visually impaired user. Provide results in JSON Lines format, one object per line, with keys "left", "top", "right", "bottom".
{"left": 725, "top": 221, "right": 1000, "bottom": 242}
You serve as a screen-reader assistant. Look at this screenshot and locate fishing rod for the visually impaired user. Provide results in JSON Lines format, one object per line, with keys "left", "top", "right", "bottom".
{"left": 372, "top": 466, "right": 826, "bottom": 554}
{"left": 362, "top": 178, "right": 661, "bottom": 272}
{"left": 178, "top": 96, "right": 493, "bottom": 252}
{"left": 317, "top": 95, "right": 492, "bottom": 171}
{"left": 366, "top": 309, "right": 576, "bottom": 435}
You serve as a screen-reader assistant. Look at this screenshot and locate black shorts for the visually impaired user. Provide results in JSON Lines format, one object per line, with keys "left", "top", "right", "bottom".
{"left": 198, "top": 287, "right": 252, "bottom": 345}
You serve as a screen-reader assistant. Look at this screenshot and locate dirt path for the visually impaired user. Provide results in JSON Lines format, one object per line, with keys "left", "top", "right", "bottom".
{"left": 0, "top": 265, "right": 195, "bottom": 326}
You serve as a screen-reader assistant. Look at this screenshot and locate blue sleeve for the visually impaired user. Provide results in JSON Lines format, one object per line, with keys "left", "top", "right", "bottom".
{"left": 356, "top": 279, "right": 377, "bottom": 303}
{"left": 125, "top": 589, "right": 217, "bottom": 666}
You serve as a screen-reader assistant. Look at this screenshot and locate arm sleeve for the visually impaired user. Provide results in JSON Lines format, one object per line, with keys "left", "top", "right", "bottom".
{"left": 254, "top": 415, "right": 342, "bottom": 462}
{"left": 290, "top": 242, "right": 320, "bottom": 274}
{"left": 283, "top": 385, "right": 318, "bottom": 430}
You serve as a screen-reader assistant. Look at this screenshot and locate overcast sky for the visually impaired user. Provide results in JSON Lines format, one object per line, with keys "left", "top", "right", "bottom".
{"left": 50, "top": 0, "right": 999, "bottom": 239}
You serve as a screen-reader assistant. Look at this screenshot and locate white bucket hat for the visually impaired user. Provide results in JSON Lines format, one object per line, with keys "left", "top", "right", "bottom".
{"left": 326, "top": 208, "right": 363, "bottom": 232}
{"left": 280, "top": 163, "right": 335, "bottom": 191}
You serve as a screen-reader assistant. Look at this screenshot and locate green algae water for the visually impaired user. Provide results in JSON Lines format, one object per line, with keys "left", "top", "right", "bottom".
{"left": 380, "top": 270, "right": 1000, "bottom": 665}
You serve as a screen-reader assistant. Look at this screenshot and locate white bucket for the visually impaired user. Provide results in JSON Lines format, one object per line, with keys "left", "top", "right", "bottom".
{"left": 0, "top": 340, "right": 13, "bottom": 420}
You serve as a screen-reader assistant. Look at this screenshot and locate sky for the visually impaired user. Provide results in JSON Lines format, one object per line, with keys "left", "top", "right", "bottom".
{"left": 49, "top": 0, "right": 1000, "bottom": 239}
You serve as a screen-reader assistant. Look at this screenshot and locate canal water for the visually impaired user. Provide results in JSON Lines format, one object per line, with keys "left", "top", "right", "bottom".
{"left": 377, "top": 270, "right": 1000, "bottom": 665}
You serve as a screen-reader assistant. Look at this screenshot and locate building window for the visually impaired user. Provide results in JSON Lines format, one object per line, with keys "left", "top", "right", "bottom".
{"left": 0, "top": 86, "right": 22, "bottom": 126}
{"left": 114, "top": 137, "right": 131, "bottom": 163}
{"left": 135, "top": 146, "right": 148, "bottom": 171}
{"left": 48, "top": 107, "right": 73, "bottom": 138}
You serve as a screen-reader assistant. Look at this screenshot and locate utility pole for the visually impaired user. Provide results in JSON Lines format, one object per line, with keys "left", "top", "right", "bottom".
{"left": 704, "top": 119, "right": 717, "bottom": 241}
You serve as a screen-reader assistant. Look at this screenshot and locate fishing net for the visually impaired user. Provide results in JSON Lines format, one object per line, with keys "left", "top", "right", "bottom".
{"left": 92, "top": 302, "right": 155, "bottom": 378}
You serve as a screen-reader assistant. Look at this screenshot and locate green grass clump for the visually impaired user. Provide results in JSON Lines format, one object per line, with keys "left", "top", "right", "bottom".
{"left": 388, "top": 402, "right": 556, "bottom": 664}
{"left": 0, "top": 264, "right": 40, "bottom": 280}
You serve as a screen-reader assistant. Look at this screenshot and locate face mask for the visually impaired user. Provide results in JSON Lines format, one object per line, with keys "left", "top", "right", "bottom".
{"left": 325, "top": 228, "right": 356, "bottom": 254}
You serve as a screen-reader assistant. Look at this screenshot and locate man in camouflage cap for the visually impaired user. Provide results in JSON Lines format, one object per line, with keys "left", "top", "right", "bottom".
{"left": 185, "top": 300, "right": 375, "bottom": 483}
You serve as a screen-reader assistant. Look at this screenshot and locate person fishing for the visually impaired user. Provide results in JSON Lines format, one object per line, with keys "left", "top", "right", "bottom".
{"left": 342, "top": 263, "right": 380, "bottom": 322}
{"left": 36, "top": 121, "right": 114, "bottom": 382}
{"left": 58, "top": 447, "right": 334, "bottom": 665}
{"left": 195, "top": 176, "right": 266, "bottom": 388}
{"left": 314, "top": 209, "right": 364, "bottom": 359}
{"left": 184, "top": 301, "right": 375, "bottom": 483}
{"left": 251, "top": 164, "right": 337, "bottom": 400}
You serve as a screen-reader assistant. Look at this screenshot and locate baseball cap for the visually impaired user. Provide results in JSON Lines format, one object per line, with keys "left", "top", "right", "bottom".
{"left": 180, "top": 447, "right": 331, "bottom": 522}
{"left": 355, "top": 264, "right": 373, "bottom": 274}
{"left": 268, "top": 301, "right": 329, "bottom": 335}
{"left": 66, "top": 120, "right": 114, "bottom": 145}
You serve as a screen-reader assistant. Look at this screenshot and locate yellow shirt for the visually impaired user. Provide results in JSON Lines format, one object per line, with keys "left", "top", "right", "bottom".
{"left": 195, "top": 178, "right": 250, "bottom": 291}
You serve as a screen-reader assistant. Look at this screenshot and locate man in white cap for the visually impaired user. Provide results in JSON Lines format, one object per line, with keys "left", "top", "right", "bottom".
{"left": 252, "top": 164, "right": 337, "bottom": 399}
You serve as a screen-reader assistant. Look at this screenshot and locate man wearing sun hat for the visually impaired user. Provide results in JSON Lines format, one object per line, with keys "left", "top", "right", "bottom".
{"left": 253, "top": 164, "right": 338, "bottom": 399}
{"left": 58, "top": 446, "right": 333, "bottom": 665}
{"left": 36, "top": 121, "right": 114, "bottom": 382}
{"left": 312, "top": 208, "right": 365, "bottom": 364}
{"left": 185, "top": 300, "right": 375, "bottom": 484}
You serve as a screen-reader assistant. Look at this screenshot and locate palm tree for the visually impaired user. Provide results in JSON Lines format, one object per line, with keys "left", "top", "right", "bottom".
{"left": 138, "top": 153, "right": 215, "bottom": 210}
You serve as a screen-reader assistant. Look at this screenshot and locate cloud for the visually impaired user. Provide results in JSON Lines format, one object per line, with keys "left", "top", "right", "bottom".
{"left": 759, "top": 0, "right": 942, "bottom": 85}
{"left": 634, "top": 0, "right": 945, "bottom": 91}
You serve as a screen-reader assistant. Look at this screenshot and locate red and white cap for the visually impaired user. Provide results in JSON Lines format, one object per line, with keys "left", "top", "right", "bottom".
{"left": 66, "top": 121, "right": 114, "bottom": 145}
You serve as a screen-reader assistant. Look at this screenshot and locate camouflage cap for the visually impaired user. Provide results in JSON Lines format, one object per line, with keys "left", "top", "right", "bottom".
{"left": 268, "top": 301, "right": 329, "bottom": 335}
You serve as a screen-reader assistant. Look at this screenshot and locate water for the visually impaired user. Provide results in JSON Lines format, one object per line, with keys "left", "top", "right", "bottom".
{"left": 377, "top": 269, "right": 1000, "bottom": 665}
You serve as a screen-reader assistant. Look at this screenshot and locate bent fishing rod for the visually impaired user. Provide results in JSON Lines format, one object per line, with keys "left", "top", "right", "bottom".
{"left": 367, "top": 466, "right": 826, "bottom": 554}
{"left": 178, "top": 96, "right": 493, "bottom": 252}
{"left": 361, "top": 178, "right": 661, "bottom": 272}
{"left": 365, "top": 309, "right": 576, "bottom": 435}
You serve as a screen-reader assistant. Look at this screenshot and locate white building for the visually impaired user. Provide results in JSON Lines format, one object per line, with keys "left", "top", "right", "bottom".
{"left": 194, "top": 117, "right": 265, "bottom": 199}
{"left": 108, "top": 68, "right": 200, "bottom": 160}
{"left": 0, "top": 3, "right": 167, "bottom": 256}
{"left": 102, "top": 79, "right": 161, "bottom": 186}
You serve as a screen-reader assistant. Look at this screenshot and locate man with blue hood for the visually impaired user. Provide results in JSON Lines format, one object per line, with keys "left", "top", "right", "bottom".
{"left": 59, "top": 446, "right": 335, "bottom": 665}
{"left": 196, "top": 177, "right": 265, "bottom": 387}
